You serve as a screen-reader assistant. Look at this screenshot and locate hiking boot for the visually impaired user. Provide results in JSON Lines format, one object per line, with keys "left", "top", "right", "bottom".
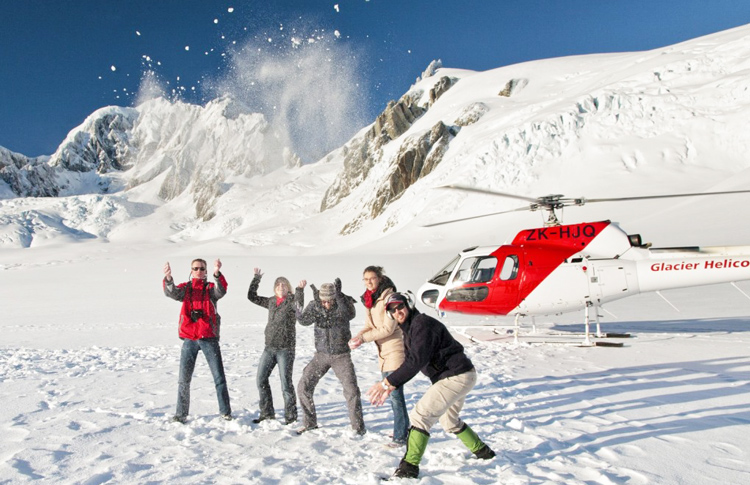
{"left": 252, "top": 415, "right": 274, "bottom": 424}
{"left": 221, "top": 414, "right": 233, "bottom": 421}
{"left": 284, "top": 417, "right": 297, "bottom": 425}
{"left": 295, "top": 425, "right": 318, "bottom": 435}
{"left": 171, "top": 415, "right": 187, "bottom": 424}
{"left": 455, "top": 423, "right": 494, "bottom": 459}
{"left": 392, "top": 460, "right": 419, "bottom": 479}
{"left": 474, "top": 444, "right": 496, "bottom": 460}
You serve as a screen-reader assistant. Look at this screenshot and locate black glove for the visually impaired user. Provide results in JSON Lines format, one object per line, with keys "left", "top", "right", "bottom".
{"left": 334, "top": 277, "right": 342, "bottom": 294}
{"left": 310, "top": 284, "right": 320, "bottom": 302}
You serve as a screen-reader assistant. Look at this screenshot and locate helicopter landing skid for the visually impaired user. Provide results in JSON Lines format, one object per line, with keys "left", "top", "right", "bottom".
{"left": 451, "top": 326, "right": 626, "bottom": 347}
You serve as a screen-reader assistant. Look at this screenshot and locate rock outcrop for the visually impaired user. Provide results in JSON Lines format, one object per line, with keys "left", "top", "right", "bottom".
{"left": 50, "top": 108, "right": 138, "bottom": 174}
{"left": 368, "top": 121, "right": 458, "bottom": 220}
{"left": 322, "top": 68, "right": 461, "bottom": 234}
{"left": 0, "top": 148, "right": 56, "bottom": 197}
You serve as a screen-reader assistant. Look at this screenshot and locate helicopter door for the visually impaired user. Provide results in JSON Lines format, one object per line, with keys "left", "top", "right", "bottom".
{"left": 438, "top": 254, "right": 503, "bottom": 314}
{"left": 489, "top": 253, "right": 522, "bottom": 314}
{"left": 587, "top": 261, "right": 630, "bottom": 305}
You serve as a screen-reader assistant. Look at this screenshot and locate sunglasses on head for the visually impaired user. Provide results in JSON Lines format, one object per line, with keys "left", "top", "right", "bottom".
{"left": 386, "top": 302, "right": 405, "bottom": 314}
{"left": 192, "top": 266, "right": 207, "bottom": 271}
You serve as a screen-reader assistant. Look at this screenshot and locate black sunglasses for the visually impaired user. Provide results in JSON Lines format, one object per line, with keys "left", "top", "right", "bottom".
{"left": 192, "top": 267, "right": 207, "bottom": 271}
{"left": 386, "top": 302, "right": 405, "bottom": 314}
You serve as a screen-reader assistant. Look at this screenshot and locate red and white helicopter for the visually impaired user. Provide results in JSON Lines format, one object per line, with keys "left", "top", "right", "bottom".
{"left": 417, "top": 186, "right": 750, "bottom": 346}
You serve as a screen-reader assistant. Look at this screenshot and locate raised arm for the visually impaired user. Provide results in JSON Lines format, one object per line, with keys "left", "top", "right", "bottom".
{"left": 247, "top": 268, "right": 270, "bottom": 307}
{"left": 203, "top": 258, "right": 226, "bottom": 301}
{"left": 333, "top": 278, "right": 356, "bottom": 321}
{"left": 163, "top": 261, "right": 185, "bottom": 301}
{"left": 294, "top": 280, "right": 307, "bottom": 321}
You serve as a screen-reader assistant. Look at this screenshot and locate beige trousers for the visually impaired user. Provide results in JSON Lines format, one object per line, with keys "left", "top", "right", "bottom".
{"left": 409, "top": 369, "right": 477, "bottom": 434}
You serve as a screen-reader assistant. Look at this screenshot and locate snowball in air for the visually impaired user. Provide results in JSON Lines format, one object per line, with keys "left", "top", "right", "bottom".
{"left": 185, "top": 46, "right": 190, "bottom": 51}
{"left": 228, "top": 7, "right": 234, "bottom": 13}
{"left": 110, "top": 65, "right": 117, "bottom": 71}
{"left": 334, "top": 4, "right": 339, "bottom": 12}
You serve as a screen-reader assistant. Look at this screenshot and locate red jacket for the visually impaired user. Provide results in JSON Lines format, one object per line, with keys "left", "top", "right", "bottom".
{"left": 164, "top": 274, "right": 228, "bottom": 340}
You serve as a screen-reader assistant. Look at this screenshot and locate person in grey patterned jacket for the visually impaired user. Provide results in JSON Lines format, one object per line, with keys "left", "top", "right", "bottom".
{"left": 248, "top": 267, "right": 305, "bottom": 425}
{"left": 295, "top": 278, "right": 365, "bottom": 435}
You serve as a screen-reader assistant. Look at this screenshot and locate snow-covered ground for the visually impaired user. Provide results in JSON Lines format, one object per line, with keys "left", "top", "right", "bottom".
{"left": 1, "top": 239, "right": 749, "bottom": 484}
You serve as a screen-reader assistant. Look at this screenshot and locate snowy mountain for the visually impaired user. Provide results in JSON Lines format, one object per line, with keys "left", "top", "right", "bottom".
{"left": 0, "top": 97, "right": 298, "bottom": 247}
{"left": 3, "top": 25, "right": 750, "bottom": 250}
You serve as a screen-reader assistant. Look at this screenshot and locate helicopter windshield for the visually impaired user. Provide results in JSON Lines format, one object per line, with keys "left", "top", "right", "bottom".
{"left": 428, "top": 255, "right": 461, "bottom": 286}
{"left": 452, "top": 256, "right": 498, "bottom": 284}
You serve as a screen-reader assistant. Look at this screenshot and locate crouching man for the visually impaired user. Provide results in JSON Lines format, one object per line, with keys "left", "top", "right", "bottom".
{"left": 296, "top": 278, "right": 366, "bottom": 435}
{"left": 367, "top": 292, "right": 495, "bottom": 479}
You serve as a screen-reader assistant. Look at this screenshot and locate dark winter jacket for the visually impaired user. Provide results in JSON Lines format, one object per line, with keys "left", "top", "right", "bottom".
{"left": 247, "top": 274, "right": 303, "bottom": 350}
{"left": 298, "top": 291, "right": 356, "bottom": 355}
{"left": 164, "top": 274, "right": 228, "bottom": 340}
{"left": 386, "top": 309, "right": 474, "bottom": 388}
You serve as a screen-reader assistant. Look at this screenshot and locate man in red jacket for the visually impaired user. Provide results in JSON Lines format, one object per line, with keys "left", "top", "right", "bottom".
{"left": 163, "top": 258, "right": 231, "bottom": 423}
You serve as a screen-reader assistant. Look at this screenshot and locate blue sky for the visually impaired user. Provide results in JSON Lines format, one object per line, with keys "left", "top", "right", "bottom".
{"left": 2, "top": 0, "right": 750, "bottom": 158}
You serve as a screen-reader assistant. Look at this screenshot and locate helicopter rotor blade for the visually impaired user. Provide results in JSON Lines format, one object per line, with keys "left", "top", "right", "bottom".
{"left": 584, "top": 189, "right": 750, "bottom": 204}
{"left": 438, "top": 184, "right": 540, "bottom": 204}
{"left": 431, "top": 185, "right": 750, "bottom": 227}
{"left": 423, "top": 205, "right": 530, "bottom": 227}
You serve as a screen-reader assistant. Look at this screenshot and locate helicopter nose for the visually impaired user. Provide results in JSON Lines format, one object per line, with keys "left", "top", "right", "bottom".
{"left": 417, "top": 282, "right": 442, "bottom": 309}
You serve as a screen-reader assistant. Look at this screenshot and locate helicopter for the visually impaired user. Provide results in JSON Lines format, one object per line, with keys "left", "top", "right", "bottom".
{"left": 417, "top": 185, "right": 750, "bottom": 346}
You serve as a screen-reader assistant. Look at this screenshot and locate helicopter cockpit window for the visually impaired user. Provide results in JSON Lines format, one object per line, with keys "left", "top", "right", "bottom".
{"left": 499, "top": 255, "right": 519, "bottom": 281}
{"left": 428, "top": 255, "right": 461, "bottom": 286}
{"left": 452, "top": 257, "right": 497, "bottom": 284}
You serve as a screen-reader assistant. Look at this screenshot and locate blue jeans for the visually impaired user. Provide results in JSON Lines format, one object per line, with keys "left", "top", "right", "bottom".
{"left": 257, "top": 347, "right": 297, "bottom": 422}
{"left": 176, "top": 338, "right": 231, "bottom": 417}
{"left": 383, "top": 371, "right": 410, "bottom": 443}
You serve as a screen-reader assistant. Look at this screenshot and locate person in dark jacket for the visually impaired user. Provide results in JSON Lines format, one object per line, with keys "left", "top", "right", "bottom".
{"left": 163, "top": 258, "right": 231, "bottom": 424}
{"left": 296, "top": 278, "right": 365, "bottom": 435}
{"left": 367, "top": 292, "right": 495, "bottom": 479}
{"left": 248, "top": 267, "right": 305, "bottom": 425}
